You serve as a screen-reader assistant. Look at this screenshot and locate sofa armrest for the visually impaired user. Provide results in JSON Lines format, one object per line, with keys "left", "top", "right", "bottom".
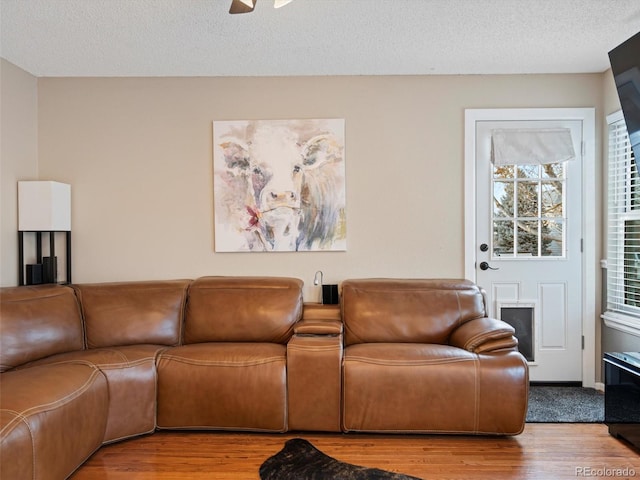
{"left": 287, "top": 303, "right": 343, "bottom": 432}
{"left": 295, "top": 304, "right": 342, "bottom": 335}
{"left": 294, "top": 320, "right": 343, "bottom": 335}
{"left": 449, "top": 317, "right": 518, "bottom": 353}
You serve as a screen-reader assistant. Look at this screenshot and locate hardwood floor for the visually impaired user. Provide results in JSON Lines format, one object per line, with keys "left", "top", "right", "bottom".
{"left": 71, "top": 424, "right": 639, "bottom": 480}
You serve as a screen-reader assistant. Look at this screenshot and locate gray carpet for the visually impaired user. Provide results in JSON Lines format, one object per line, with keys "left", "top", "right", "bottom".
{"left": 526, "top": 386, "right": 604, "bottom": 423}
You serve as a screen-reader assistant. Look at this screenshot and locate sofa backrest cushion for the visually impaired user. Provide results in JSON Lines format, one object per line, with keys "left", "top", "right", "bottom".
{"left": 341, "top": 278, "right": 486, "bottom": 346}
{"left": 0, "top": 285, "right": 84, "bottom": 372}
{"left": 73, "top": 280, "right": 190, "bottom": 348}
{"left": 184, "top": 276, "right": 303, "bottom": 344}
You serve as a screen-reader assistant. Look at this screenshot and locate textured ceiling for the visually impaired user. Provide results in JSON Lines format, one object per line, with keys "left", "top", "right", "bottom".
{"left": 1, "top": 0, "right": 640, "bottom": 77}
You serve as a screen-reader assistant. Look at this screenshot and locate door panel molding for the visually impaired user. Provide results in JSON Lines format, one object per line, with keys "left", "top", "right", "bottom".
{"left": 539, "top": 282, "right": 567, "bottom": 349}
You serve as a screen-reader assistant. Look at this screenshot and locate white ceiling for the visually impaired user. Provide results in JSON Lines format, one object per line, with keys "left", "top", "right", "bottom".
{"left": 1, "top": 0, "right": 640, "bottom": 78}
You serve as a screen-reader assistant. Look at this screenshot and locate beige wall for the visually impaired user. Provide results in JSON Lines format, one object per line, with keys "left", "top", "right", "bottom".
{"left": 8, "top": 66, "right": 637, "bottom": 379}
{"left": 1, "top": 59, "right": 38, "bottom": 286}
{"left": 603, "top": 68, "right": 622, "bottom": 116}
{"left": 4, "top": 67, "right": 617, "bottom": 378}
{"left": 33, "top": 74, "right": 604, "bottom": 300}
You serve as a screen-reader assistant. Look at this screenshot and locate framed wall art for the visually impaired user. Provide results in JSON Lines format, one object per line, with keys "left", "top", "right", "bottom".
{"left": 213, "top": 118, "right": 346, "bottom": 252}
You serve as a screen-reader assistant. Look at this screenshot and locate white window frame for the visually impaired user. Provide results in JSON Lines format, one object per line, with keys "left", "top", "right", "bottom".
{"left": 602, "top": 110, "right": 640, "bottom": 337}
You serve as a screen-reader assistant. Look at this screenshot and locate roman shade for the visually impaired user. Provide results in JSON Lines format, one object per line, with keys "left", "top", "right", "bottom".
{"left": 491, "top": 128, "right": 575, "bottom": 166}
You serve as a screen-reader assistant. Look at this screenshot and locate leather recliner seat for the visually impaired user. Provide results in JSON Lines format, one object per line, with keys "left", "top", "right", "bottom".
{"left": 156, "top": 276, "right": 303, "bottom": 431}
{"left": 340, "top": 278, "right": 528, "bottom": 435}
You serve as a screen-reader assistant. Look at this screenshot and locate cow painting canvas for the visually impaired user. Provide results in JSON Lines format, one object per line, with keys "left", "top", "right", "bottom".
{"left": 213, "top": 119, "right": 346, "bottom": 252}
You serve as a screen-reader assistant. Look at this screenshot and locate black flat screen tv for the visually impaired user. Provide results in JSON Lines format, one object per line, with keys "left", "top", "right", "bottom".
{"left": 609, "top": 31, "right": 640, "bottom": 162}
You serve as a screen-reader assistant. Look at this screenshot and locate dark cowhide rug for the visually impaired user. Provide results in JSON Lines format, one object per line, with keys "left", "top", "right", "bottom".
{"left": 259, "top": 438, "right": 422, "bottom": 480}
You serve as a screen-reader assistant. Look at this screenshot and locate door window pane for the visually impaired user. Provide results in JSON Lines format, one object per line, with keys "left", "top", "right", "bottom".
{"left": 493, "top": 181, "right": 512, "bottom": 217}
{"left": 541, "top": 182, "right": 563, "bottom": 217}
{"left": 493, "top": 165, "right": 514, "bottom": 179}
{"left": 493, "top": 220, "right": 514, "bottom": 256}
{"left": 517, "top": 182, "right": 539, "bottom": 217}
{"left": 517, "top": 220, "right": 539, "bottom": 256}
{"left": 518, "top": 165, "right": 539, "bottom": 178}
{"left": 541, "top": 220, "right": 564, "bottom": 257}
{"left": 542, "top": 163, "right": 564, "bottom": 179}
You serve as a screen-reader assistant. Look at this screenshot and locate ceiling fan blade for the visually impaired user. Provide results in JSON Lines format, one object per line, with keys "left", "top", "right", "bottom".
{"left": 274, "top": 0, "right": 294, "bottom": 8}
{"left": 229, "top": 0, "right": 256, "bottom": 14}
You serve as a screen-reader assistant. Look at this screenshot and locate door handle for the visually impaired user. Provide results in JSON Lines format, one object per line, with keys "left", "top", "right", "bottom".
{"left": 479, "top": 261, "right": 499, "bottom": 271}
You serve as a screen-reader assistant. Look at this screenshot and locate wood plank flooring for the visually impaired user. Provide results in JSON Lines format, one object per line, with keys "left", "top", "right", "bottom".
{"left": 71, "top": 424, "right": 639, "bottom": 480}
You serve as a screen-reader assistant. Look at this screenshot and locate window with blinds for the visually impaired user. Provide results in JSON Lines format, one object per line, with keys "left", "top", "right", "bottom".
{"left": 604, "top": 110, "right": 640, "bottom": 336}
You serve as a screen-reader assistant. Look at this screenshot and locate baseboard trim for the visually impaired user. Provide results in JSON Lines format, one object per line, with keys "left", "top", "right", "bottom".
{"left": 530, "top": 381, "right": 582, "bottom": 387}
{"left": 529, "top": 381, "right": 605, "bottom": 391}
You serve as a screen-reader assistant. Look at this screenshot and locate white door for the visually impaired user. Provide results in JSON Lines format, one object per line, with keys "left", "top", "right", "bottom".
{"left": 466, "top": 110, "right": 592, "bottom": 383}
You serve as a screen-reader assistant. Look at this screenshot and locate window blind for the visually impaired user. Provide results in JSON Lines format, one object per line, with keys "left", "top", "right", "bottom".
{"left": 604, "top": 111, "right": 640, "bottom": 333}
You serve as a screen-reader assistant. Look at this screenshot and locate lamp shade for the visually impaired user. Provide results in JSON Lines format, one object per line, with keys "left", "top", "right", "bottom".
{"left": 18, "top": 181, "right": 71, "bottom": 231}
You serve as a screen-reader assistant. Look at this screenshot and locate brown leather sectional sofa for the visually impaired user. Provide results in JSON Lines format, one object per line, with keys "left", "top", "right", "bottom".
{"left": 0, "top": 276, "right": 528, "bottom": 480}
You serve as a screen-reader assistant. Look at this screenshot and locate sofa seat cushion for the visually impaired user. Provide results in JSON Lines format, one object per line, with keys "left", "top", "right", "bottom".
{"left": 156, "top": 343, "right": 287, "bottom": 432}
{"left": 342, "top": 344, "right": 527, "bottom": 435}
{"left": 346, "top": 343, "right": 478, "bottom": 364}
{"left": 0, "top": 362, "right": 108, "bottom": 480}
{"left": 21, "top": 345, "right": 166, "bottom": 443}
